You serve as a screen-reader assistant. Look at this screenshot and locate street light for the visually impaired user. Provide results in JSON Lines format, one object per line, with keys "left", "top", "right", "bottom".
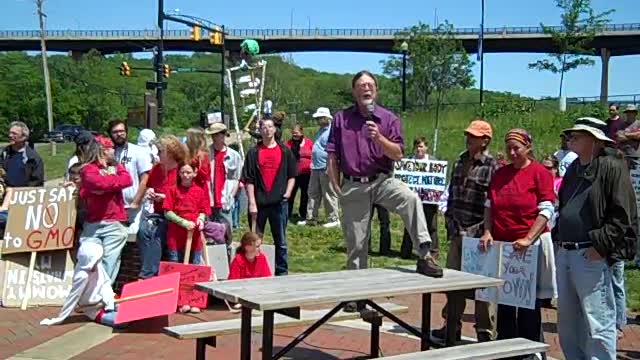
{"left": 400, "top": 41, "right": 409, "bottom": 112}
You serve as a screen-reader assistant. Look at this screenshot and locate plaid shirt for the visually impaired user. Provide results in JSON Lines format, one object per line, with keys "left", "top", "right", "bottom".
{"left": 446, "top": 150, "right": 498, "bottom": 236}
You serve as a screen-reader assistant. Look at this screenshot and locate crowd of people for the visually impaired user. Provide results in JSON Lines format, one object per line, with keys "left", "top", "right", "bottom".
{"left": 1, "top": 71, "right": 638, "bottom": 359}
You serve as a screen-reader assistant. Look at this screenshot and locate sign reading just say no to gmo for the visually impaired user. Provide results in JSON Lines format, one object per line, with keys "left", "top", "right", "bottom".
{"left": 2, "top": 187, "right": 77, "bottom": 255}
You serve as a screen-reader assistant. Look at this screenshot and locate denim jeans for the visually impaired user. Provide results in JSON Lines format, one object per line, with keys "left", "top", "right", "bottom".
{"left": 249, "top": 200, "right": 288, "bottom": 275}
{"left": 80, "top": 221, "right": 128, "bottom": 284}
{"left": 167, "top": 249, "right": 203, "bottom": 265}
{"left": 211, "top": 208, "right": 233, "bottom": 233}
{"left": 556, "top": 248, "right": 616, "bottom": 360}
{"left": 232, "top": 189, "right": 246, "bottom": 229}
{"left": 136, "top": 213, "right": 167, "bottom": 279}
{"left": 611, "top": 261, "right": 627, "bottom": 329}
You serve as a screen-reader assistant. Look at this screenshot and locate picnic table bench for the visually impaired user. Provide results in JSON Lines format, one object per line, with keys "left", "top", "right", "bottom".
{"left": 377, "top": 338, "right": 549, "bottom": 359}
{"left": 194, "top": 267, "right": 503, "bottom": 359}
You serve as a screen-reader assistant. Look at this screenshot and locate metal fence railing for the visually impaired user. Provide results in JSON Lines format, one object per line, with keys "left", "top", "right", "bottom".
{"left": 1, "top": 23, "right": 639, "bottom": 39}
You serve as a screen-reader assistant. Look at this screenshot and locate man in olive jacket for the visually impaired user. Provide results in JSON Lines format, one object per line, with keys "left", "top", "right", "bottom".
{"left": 552, "top": 117, "right": 637, "bottom": 360}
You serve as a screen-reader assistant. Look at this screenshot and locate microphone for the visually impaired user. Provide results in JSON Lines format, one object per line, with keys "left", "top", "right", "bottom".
{"left": 364, "top": 99, "right": 375, "bottom": 120}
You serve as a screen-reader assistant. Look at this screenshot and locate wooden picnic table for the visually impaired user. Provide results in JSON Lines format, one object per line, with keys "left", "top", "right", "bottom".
{"left": 196, "top": 267, "right": 503, "bottom": 360}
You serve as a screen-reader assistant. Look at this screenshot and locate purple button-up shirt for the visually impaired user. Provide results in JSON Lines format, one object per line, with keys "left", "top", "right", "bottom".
{"left": 326, "top": 104, "right": 404, "bottom": 177}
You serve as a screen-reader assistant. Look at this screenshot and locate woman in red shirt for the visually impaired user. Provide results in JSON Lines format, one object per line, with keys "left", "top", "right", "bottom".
{"left": 79, "top": 136, "right": 132, "bottom": 284}
{"left": 285, "top": 124, "right": 313, "bottom": 221}
{"left": 479, "top": 128, "right": 556, "bottom": 352}
{"left": 137, "top": 135, "right": 187, "bottom": 279}
{"left": 186, "top": 127, "right": 211, "bottom": 206}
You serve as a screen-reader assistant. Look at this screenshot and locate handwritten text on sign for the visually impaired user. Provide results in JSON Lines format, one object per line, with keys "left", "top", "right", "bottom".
{"left": 461, "top": 238, "right": 539, "bottom": 310}
{"left": 158, "top": 261, "right": 210, "bottom": 308}
{"left": 2, "top": 187, "right": 76, "bottom": 254}
{"left": 629, "top": 160, "right": 640, "bottom": 211}
{"left": 394, "top": 159, "right": 448, "bottom": 204}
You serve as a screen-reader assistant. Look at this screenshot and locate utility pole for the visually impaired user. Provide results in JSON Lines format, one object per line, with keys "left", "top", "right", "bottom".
{"left": 156, "top": 0, "right": 165, "bottom": 125}
{"left": 36, "top": 0, "right": 55, "bottom": 155}
{"left": 479, "top": 0, "right": 485, "bottom": 107}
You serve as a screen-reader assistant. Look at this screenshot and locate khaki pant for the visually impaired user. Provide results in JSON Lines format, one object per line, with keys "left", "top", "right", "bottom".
{"left": 307, "top": 169, "right": 339, "bottom": 223}
{"left": 441, "top": 233, "right": 496, "bottom": 337}
{"left": 340, "top": 174, "right": 431, "bottom": 270}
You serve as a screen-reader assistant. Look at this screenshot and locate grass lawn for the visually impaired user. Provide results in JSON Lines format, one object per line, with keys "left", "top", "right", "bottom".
{"left": 37, "top": 142, "right": 76, "bottom": 181}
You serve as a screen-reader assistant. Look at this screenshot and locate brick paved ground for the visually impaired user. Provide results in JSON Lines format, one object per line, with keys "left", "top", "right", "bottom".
{"left": 2, "top": 293, "right": 639, "bottom": 359}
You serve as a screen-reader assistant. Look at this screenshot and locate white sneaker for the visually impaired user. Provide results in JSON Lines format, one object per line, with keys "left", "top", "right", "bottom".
{"left": 296, "top": 220, "right": 307, "bottom": 225}
{"left": 323, "top": 221, "right": 340, "bottom": 228}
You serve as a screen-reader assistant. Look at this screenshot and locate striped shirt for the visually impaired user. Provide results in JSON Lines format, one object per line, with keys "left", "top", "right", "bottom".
{"left": 446, "top": 151, "right": 498, "bottom": 234}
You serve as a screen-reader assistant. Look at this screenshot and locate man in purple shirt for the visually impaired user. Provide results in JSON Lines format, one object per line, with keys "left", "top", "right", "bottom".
{"left": 606, "top": 104, "right": 626, "bottom": 142}
{"left": 327, "top": 71, "right": 442, "bottom": 298}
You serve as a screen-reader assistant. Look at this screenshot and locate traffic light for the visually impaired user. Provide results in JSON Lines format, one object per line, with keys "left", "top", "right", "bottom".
{"left": 119, "top": 61, "right": 131, "bottom": 76}
{"left": 163, "top": 64, "right": 171, "bottom": 78}
{"left": 210, "top": 27, "right": 223, "bottom": 45}
{"left": 190, "top": 25, "right": 201, "bottom": 41}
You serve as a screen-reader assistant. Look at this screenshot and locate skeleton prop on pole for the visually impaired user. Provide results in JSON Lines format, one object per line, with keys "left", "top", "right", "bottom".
{"left": 226, "top": 39, "right": 267, "bottom": 158}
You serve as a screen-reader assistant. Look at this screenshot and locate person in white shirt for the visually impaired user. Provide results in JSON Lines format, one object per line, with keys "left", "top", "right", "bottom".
{"left": 107, "top": 120, "right": 153, "bottom": 236}
{"left": 137, "top": 128, "right": 159, "bottom": 164}
{"left": 553, "top": 133, "right": 578, "bottom": 177}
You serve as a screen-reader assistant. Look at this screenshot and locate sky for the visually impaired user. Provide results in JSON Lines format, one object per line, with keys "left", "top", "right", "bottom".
{"left": 2, "top": 0, "right": 638, "bottom": 99}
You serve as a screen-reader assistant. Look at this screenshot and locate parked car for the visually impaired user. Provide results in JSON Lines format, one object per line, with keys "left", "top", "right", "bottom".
{"left": 42, "top": 124, "right": 85, "bottom": 143}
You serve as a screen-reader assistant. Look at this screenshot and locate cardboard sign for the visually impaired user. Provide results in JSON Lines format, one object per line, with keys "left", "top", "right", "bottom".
{"left": 115, "top": 272, "right": 180, "bottom": 324}
{"left": 461, "top": 238, "right": 539, "bottom": 310}
{"left": 461, "top": 237, "right": 500, "bottom": 303}
{"left": 1, "top": 250, "right": 74, "bottom": 307}
{"left": 158, "top": 261, "right": 210, "bottom": 308}
{"left": 2, "top": 187, "right": 77, "bottom": 254}
{"left": 394, "top": 159, "right": 448, "bottom": 204}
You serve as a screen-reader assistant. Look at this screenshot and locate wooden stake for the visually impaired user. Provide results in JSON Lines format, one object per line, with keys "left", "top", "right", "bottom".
{"left": 200, "top": 232, "right": 215, "bottom": 281}
{"left": 20, "top": 252, "right": 37, "bottom": 310}
{"left": 183, "top": 230, "right": 193, "bottom": 264}
{"left": 115, "top": 288, "right": 173, "bottom": 304}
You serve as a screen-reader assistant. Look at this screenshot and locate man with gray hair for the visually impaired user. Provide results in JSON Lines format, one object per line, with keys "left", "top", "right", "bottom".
{"left": 0, "top": 121, "right": 44, "bottom": 187}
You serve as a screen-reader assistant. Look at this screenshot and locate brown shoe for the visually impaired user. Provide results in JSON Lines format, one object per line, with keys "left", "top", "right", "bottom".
{"left": 417, "top": 255, "right": 443, "bottom": 278}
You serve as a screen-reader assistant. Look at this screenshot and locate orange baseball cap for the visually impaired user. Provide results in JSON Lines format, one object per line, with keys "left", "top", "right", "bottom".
{"left": 464, "top": 120, "right": 493, "bottom": 139}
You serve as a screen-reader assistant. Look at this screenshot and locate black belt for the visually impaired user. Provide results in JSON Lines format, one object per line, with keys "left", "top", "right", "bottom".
{"left": 560, "top": 242, "right": 592, "bottom": 250}
{"left": 345, "top": 173, "right": 387, "bottom": 184}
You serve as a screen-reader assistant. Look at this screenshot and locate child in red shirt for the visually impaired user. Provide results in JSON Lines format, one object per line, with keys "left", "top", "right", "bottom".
{"left": 163, "top": 162, "right": 211, "bottom": 312}
{"left": 227, "top": 232, "right": 273, "bottom": 312}
{"left": 228, "top": 231, "right": 273, "bottom": 280}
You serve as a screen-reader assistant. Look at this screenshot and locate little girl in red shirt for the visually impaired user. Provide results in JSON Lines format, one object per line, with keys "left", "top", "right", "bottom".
{"left": 163, "top": 162, "right": 211, "bottom": 312}
{"left": 228, "top": 232, "right": 272, "bottom": 280}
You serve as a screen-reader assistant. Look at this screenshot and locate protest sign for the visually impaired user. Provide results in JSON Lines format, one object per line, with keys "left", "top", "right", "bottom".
{"left": 461, "top": 237, "right": 500, "bottom": 303}
{"left": 499, "top": 242, "right": 539, "bottom": 309}
{"left": 1, "top": 250, "right": 74, "bottom": 307}
{"left": 158, "top": 261, "right": 211, "bottom": 308}
{"left": 115, "top": 272, "right": 180, "bottom": 324}
{"left": 394, "top": 159, "right": 448, "bottom": 204}
{"left": 2, "top": 187, "right": 77, "bottom": 255}
{"left": 461, "top": 238, "right": 539, "bottom": 309}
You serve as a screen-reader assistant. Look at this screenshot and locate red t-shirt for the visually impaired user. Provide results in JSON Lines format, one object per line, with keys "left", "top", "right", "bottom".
{"left": 488, "top": 162, "right": 555, "bottom": 242}
{"left": 213, "top": 149, "right": 227, "bottom": 209}
{"left": 80, "top": 163, "right": 132, "bottom": 223}
{"left": 147, "top": 163, "right": 178, "bottom": 214}
{"left": 286, "top": 138, "right": 313, "bottom": 175}
{"left": 258, "top": 144, "right": 282, "bottom": 192}
{"left": 228, "top": 252, "right": 272, "bottom": 280}
{"left": 163, "top": 184, "right": 210, "bottom": 252}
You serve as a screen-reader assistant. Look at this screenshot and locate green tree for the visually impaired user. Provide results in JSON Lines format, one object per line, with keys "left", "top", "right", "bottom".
{"left": 528, "top": 0, "right": 613, "bottom": 98}
{"left": 382, "top": 21, "right": 474, "bottom": 153}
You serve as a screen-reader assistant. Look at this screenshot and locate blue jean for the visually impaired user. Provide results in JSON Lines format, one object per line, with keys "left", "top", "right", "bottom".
{"left": 80, "top": 221, "right": 128, "bottom": 284}
{"left": 250, "top": 200, "right": 288, "bottom": 275}
{"left": 611, "top": 261, "right": 626, "bottom": 329}
{"left": 556, "top": 248, "right": 616, "bottom": 360}
{"left": 167, "top": 249, "right": 202, "bottom": 264}
{"left": 136, "top": 214, "right": 167, "bottom": 279}
{"left": 232, "top": 189, "right": 246, "bottom": 229}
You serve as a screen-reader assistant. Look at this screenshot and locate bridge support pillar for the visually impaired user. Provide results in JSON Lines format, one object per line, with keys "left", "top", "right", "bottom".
{"left": 69, "top": 50, "right": 84, "bottom": 62}
{"left": 600, "top": 48, "right": 610, "bottom": 105}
